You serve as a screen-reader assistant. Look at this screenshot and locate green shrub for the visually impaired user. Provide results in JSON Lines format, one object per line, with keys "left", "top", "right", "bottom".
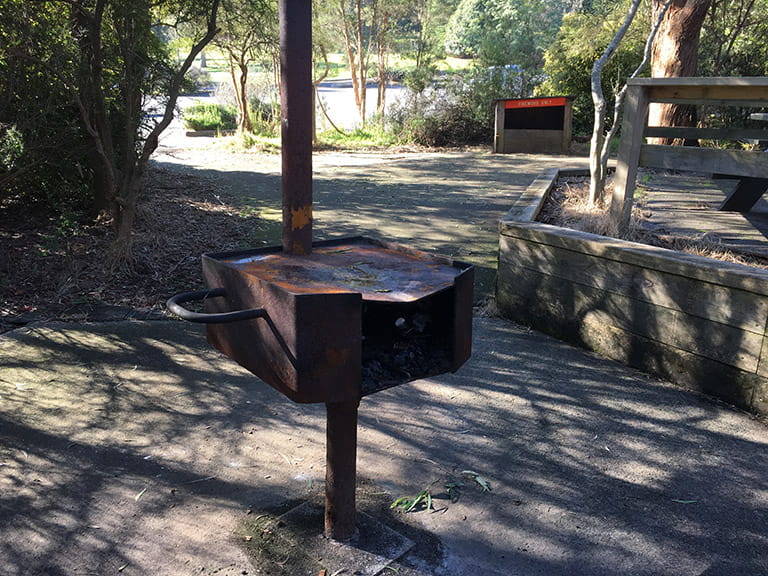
{"left": 247, "top": 96, "right": 280, "bottom": 136}
{"left": 388, "top": 66, "right": 524, "bottom": 147}
{"left": 182, "top": 103, "right": 237, "bottom": 131}
{"left": 0, "top": 124, "right": 24, "bottom": 171}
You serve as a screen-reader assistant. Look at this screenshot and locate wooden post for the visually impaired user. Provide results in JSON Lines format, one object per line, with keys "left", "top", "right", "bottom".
{"left": 610, "top": 83, "right": 649, "bottom": 234}
{"left": 562, "top": 98, "right": 574, "bottom": 155}
{"left": 493, "top": 101, "right": 505, "bottom": 153}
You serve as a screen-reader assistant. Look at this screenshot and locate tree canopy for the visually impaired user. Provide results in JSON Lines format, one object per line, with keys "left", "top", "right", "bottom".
{"left": 1, "top": 0, "right": 220, "bottom": 258}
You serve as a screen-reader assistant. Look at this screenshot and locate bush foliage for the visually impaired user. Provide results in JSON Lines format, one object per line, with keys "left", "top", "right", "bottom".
{"left": 182, "top": 103, "right": 238, "bottom": 131}
{"left": 389, "top": 66, "right": 526, "bottom": 147}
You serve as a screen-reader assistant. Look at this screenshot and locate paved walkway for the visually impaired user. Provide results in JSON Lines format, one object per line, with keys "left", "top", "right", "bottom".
{"left": 153, "top": 147, "right": 588, "bottom": 298}
{"left": 1, "top": 319, "right": 766, "bottom": 576}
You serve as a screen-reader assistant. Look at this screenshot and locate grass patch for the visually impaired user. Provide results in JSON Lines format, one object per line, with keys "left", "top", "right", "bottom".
{"left": 315, "top": 126, "right": 400, "bottom": 149}
{"left": 208, "top": 132, "right": 281, "bottom": 154}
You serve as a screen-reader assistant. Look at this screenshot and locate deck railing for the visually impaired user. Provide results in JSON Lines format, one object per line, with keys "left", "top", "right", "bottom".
{"left": 610, "top": 77, "right": 768, "bottom": 232}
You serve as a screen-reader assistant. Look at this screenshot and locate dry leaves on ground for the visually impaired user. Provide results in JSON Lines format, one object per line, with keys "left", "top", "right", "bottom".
{"left": 0, "top": 165, "right": 269, "bottom": 332}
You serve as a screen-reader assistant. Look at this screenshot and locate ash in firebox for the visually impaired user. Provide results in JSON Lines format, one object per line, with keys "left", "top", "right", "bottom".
{"left": 360, "top": 299, "right": 453, "bottom": 396}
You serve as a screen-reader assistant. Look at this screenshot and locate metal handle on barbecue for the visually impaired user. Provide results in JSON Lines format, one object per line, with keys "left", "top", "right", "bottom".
{"left": 166, "top": 288, "right": 267, "bottom": 324}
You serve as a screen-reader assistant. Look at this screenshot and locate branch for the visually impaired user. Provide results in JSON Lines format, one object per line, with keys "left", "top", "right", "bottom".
{"left": 590, "top": 0, "right": 643, "bottom": 112}
{"left": 140, "top": 0, "right": 221, "bottom": 165}
{"left": 588, "top": 0, "right": 643, "bottom": 204}
{"left": 599, "top": 0, "right": 674, "bottom": 168}
{"left": 313, "top": 44, "right": 330, "bottom": 86}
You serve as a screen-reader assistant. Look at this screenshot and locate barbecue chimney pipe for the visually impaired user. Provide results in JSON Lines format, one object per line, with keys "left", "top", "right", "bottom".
{"left": 279, "top": 0, "right": 313, "bottom": 256}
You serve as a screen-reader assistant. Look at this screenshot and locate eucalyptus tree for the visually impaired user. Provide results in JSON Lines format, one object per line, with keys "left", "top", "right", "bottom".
{"left": 213, "top": 0, "right": 278, "bottom": 134}
{"left": 1, "top": 0, "right": 221, "bottom": 261}
{"left": 588, "top": 0, "right": 673, "bottom": 205}
{"left": 648, "top": 0, "right": 711, "bottom": 143}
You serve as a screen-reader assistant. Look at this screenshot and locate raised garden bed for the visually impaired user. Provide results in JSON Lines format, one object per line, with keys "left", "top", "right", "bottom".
{"left": 497, "top": 168, "right": 768, "bottom": 415}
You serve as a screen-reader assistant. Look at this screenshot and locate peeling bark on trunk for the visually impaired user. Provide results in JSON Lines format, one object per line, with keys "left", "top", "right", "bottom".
{"left": 649, "top": 0, "right": 711, "bottom": 145}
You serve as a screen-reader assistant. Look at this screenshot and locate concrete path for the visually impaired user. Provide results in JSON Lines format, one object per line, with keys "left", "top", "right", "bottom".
{"left": 2, "top": 149, "right": 767, "bottom": 574}
{"left": 1, "top": 319, "right": 767, "bottom": 576}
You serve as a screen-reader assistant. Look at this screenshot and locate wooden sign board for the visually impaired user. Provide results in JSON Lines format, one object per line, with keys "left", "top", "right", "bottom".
{"left": 494, "top": 96, "right": 574, "bottom": 154}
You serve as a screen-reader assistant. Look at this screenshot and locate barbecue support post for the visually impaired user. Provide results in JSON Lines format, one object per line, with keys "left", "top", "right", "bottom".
{"left": 279, "top": 0, "right": 313, "bottom": 256}
{"left": 324, "top": 400, "right": 360, "bottom": 541}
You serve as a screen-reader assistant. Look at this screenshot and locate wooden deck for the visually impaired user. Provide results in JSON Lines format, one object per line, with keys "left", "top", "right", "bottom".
{"left": 610, "top": 77, "right": 768, "bottom": 230}
{"left": 637, "top": 170, "right": 768, "bottom": 258}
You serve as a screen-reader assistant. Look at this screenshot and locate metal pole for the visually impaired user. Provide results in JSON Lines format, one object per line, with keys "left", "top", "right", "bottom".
{"left": 324, "top": 400, "right": 359, "bottom": 541}
{"left": 279, "top": 0, "right": 313, "bottom": 255}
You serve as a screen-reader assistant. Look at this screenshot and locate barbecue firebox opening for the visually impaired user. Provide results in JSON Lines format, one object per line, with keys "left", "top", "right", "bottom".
{"left": 361, "top": 289, "right": 454, "bottom": 395}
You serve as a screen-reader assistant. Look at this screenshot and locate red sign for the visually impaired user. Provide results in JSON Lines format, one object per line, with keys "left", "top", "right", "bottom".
{"left": 505, "top": 97, "right": 568, "bottom": 109}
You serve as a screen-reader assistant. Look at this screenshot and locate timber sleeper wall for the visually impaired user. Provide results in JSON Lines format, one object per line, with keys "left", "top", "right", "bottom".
{"left": 497, "top": 218, "right": 768, "bottom": 415}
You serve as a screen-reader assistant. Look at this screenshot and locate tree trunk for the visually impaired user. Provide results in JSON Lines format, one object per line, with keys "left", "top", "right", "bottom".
{"left": 355, "top": 0, "right": 367, "bottom": 126}
{"left": 588, "top": 0, "right": 643, "bottom": 205}
{"left": 111, "top": 169, "right": 142, "bottom": 262}
{"left": 74, "top": 0, "right": 221, "bottom": 263}
{"left": 649, "top": 0, "right": 711, "bottom": 144}
{"left": 338, "top": 0, "right": 362, "bottom": 121}
{"left": 238, "top": 61, "right": 253, "bottom": 133}
{"left": 376, "top": 12, "right": 389, "bottom": 117}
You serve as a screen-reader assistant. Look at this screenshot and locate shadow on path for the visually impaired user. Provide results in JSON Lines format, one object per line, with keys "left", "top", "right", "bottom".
{"left": 1, "top": 318, "right": 766, "bottom": 575}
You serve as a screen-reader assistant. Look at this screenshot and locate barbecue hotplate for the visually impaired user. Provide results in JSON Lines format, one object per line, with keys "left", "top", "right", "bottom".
{"left": 210, "top": 237, "right": 465, "bottom": 301}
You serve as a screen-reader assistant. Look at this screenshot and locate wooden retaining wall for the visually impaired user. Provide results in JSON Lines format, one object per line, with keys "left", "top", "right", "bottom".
{"left": 497, "top": 219, "right": 768, "bottom": 415}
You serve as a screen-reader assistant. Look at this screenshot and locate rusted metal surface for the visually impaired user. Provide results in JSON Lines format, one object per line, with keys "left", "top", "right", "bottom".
{"left": 324, "top": 400, "right": 359, "bottom": 541}
{"left": 201, "top": 237, "right": 473, "bottom": 403}
{"left": 203, "top": 259, "right": 362, "bottom": 404}
{"left": 279, "top": 0, "right": 313, "bottom": 255}
{"left": 216, "top": 237, "right": 466, "bottom": 301}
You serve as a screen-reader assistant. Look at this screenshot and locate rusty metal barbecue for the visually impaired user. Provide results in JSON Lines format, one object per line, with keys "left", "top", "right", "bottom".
{"left": 167, "top": 0, "right": 473, "bottom": 542}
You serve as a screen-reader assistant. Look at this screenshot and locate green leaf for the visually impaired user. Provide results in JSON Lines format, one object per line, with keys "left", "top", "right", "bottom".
{"left": 462, "top": 470, "right": 492, "bottom": 491}
{"left": 390, "top": 496, "right": 412, "bottom": 509}
{"left": 392, "top": 489, "right": 433, "bottom": 513}
{"left": 474, "top": 475, "right": 492, "bottom": 492}
{"left": 405, "top": 491, "right": 425, "bottom": 512}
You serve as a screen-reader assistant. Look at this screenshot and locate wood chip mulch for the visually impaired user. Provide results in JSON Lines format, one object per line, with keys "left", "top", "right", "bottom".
{"left": 0, "top": 165, "right": 268, "bottom": 333}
